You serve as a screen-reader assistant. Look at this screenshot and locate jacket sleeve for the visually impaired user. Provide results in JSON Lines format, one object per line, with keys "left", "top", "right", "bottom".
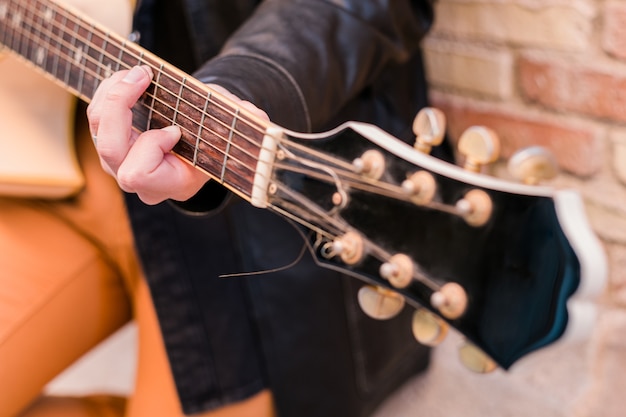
{"left": 193, "top": 0, "right": 434, "bottom": 133}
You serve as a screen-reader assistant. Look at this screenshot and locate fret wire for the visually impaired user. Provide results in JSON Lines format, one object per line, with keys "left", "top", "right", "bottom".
{"left": 10, "top": 0, "right": 21, "bottom": 56}
{"left": 39, "top": 1, "right": 52, "bottom": 73}
{"left": 58, "top": 8, "right": 69, "bottom": 85}
{"left": 173, "top": 76, "right": 186, "bottom": 125}
{"left": 0, "top": 3, "right": 7, "bottom": 48}
{"left": 49, "top": 5, "right": 60, "bottom": 81}
{"left": 95, "top": 31, "right": 108, "bottom": 94}
{"left": 3, "top": 0, "right": 277, "bottom": 188}
{"left": 2, "top": 1, "right": 15, "bottom": 51}
{"left": 67, "top": 16, "right": 80, "bottom": 87}
{"left": 21, "top": 1, "right": 34, "bottom": 62}
{"left": 222, "top": 108, "right": 239, "bottom": 183}
{"left": 146, "top": 63, "right": 162, "bottom": 131}
{"left": 116, "top": 39, "right": 125, "bottom": 71}
{"left": 33, "top": 1, "right": 47, "bottom": 68}
{"left": 18, "top": 2, "right": 29, "bottom": 61}
{"left": 194, "top": 91, "right": 211, "bottom": 167}
{"left": 77, "top": 16, "right": 92, "bottom": 94}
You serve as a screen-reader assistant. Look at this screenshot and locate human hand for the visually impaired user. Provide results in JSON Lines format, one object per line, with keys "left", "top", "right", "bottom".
{"left": 86, "top": 65, "right": 268, "bottom": 205}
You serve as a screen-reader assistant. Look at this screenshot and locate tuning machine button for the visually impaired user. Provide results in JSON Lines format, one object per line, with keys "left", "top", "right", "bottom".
{"left": 402, "top": 171, "right": 436, "bottom": 205}
{"left": 507, "top": 146, "right": 559, "bottom": 185}
{"left": 457, "top": 126, "right": 500, "bottom": 172}
{"left": 330, "top": 231, "right": 364, "bottom": 265}
{"left": 430, "top": 282, "right": 467, "bottom": 320}
{"left": 413, "top": 107, "right": 446, "bottom": 154}
{"left": 353, "top": 149, "right": 385, "bottom": 180}
{"left": 357, "top": 285, "right": 406, "bottom": 320}
{"left": 380, "top": 253, "right": 414, "bottom": 289}
{"left": 455, "top": 189, "right": 493, "bottom": 227}
{"left": 412, "top": 308, "right": 449, "bottom": 346}
{"left": 459, "top": 341, "right": 498, "bottom": 373}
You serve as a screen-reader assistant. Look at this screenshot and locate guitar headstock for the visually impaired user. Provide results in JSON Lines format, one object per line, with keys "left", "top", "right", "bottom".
{"left": 262, "top": 108, "right": 606, "bottom": 372}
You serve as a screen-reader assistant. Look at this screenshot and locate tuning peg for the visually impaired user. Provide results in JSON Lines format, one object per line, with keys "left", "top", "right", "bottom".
{"left": 430, "top": 282, "right": 468, "bottom": 320}
{"left": 457, "top": 126, "right": 500, "bottom": 172}
{"left": 353, "top": 150, "right": 385, "bottom": 180}
{"left": 379, "top": 253, "right": 414, "bottom": 289}
{"left": 458, "top": 341, "right": 498, "bottom": 373}
{"left": 507, "top": 146, "right": 559, "bottom": 185}
{"left": 455, "top": 189, "right": 493, "bottom": 227}
{"left": 330, "top": 231, "right": 364, "bottom": 265}
{"left": 357, "top": 285, "right": 406, "bottom": 320}
{"left": 413, "top": 107, "right": 446, "bottom": 154}
{"left": 412, "top": 308, "right": 449, "bottom": 346}
{"left": 401, "top": 171, "right": 436, "bottom": 205}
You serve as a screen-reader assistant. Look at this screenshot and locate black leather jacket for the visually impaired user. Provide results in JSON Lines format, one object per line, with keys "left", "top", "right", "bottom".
{"left": 129, "top": 1, "right": 440, "bottom": 416}
{"left": 139, "top": 0, "right": 433, "bottom": 134}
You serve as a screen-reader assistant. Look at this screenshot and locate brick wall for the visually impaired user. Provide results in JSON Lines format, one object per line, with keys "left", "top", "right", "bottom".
{"left": 375, "top": 1, "right": 626, "bottom": 416}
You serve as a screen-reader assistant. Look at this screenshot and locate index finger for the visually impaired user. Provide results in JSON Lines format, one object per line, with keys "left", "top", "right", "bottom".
{"left": 95, "top": 65, "right": 154, "bottom": 174}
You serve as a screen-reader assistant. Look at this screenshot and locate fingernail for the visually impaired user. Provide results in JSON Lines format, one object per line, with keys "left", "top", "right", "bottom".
{"left": 123, "top": 66, "right": 151, "bottom": 84}
{"left": 162, "top": 125, "right": 181, "bottom": 135}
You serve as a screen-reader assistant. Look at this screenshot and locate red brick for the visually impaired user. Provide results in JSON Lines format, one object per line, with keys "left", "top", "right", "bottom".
{"left": 603, "top": 3, "right": 626, "bottom": 60}
{"left": 519, "top": 55, "right": 626, "bottom": 123}
{"left": 429, "top": 92, "right": 605, "bottom": 177}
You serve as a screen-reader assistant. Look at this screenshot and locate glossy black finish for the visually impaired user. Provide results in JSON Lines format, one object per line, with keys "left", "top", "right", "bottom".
{"left": 272, "top": 126, "right": 580, "bottom": 369}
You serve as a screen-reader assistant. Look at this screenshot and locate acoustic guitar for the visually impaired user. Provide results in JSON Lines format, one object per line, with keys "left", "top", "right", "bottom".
{"left": 0, "top": 0, "right": 607, "bottom": 371}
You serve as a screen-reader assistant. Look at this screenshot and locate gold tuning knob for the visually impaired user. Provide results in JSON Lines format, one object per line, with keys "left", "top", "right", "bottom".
{"left": 457, "top": 126, "right": 501, "bottom": 172}
{"left": 352, "top": 149, "right": 385, "bottom": 180}
{"left": 412, "top": 308, "right": 449, "bottom": 346}
{"left": 507, "top": 146, "right": 559, "bottom": 185}
{"left": 412, "top": 107, "right": 446, "bottom": 154}
{"left": 357, "top": 285, "right": 406, "bottom": 320}
{"left": 458, "top": 341, "right": 498, "bottom": 373}
{"left": 379, "top": 253, "right": 414, "bottom": 289}
{"left": 330, "top": 231, "right": 364, "bottom": 265}
{"left": 430, "top": 282, "right": 468, "bottom": 320}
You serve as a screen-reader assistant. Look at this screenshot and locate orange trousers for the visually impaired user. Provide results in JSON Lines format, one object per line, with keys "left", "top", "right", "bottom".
{"left": 0, "top": 113, "right": 274, "bottom": 417}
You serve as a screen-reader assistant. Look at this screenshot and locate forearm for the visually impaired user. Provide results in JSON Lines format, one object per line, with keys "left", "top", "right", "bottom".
{"left": 194, "top": 0, "right": 433, "bottom": 132}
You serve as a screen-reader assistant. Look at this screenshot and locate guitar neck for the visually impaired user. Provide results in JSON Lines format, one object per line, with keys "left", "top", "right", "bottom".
{"left": 0, "top": 0, "right": 271, "bottom": 201}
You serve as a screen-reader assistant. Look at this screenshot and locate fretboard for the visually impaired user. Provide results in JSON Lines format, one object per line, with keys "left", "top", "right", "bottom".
{"left": 0, "top": 0, "right": 270, "bottom": 200}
